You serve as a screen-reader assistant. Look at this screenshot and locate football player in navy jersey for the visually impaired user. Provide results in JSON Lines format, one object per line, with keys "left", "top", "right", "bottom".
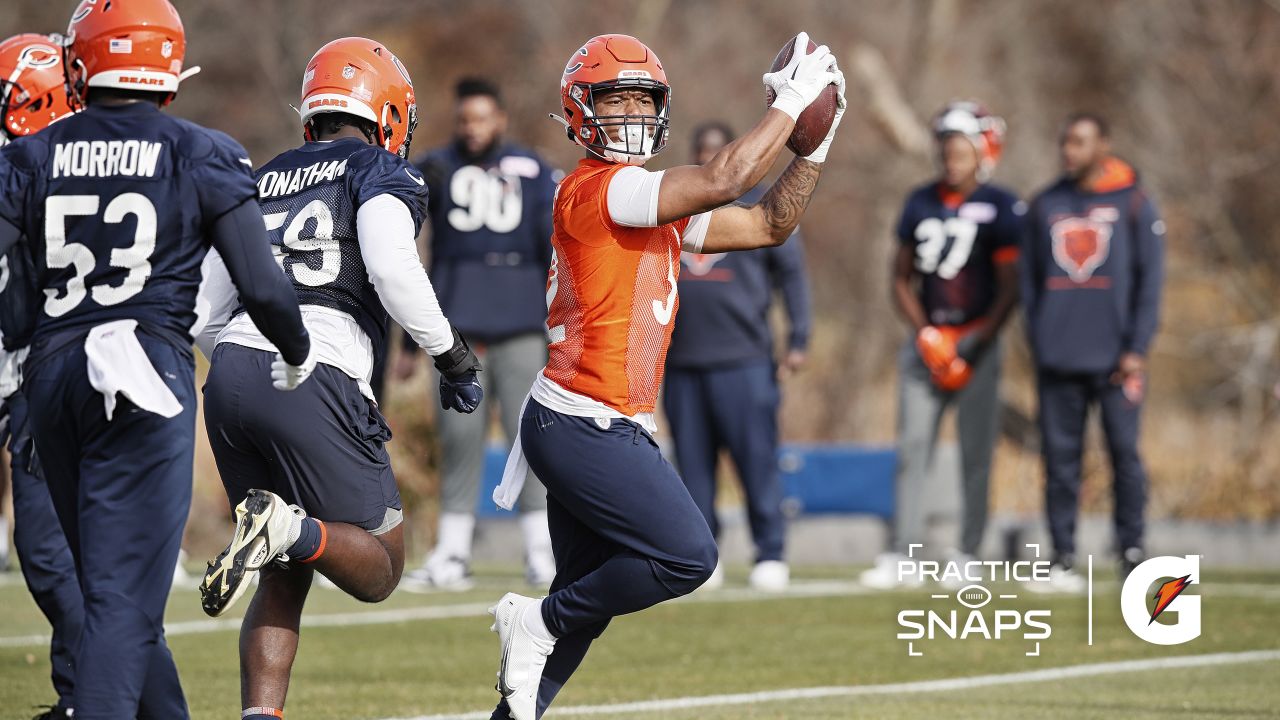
{"left": 0, "top": 32, "right": 85, "bottom": 720}
{"left": 397, "top": 77, "right": 557, "bottom": 591}
{"left": 0, "top": 1, "right": 312, "bottom": 717}
{"left": 861, "top": 102, "right": 1023, "bottom": 590}
{"left": 195, "top": 38, "right": 483, "bottom": 720}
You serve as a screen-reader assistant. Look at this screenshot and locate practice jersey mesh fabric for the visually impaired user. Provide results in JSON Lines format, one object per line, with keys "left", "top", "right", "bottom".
{"left": 544, "top": 158, "right": 690, "bottom": 417}
{"left": 248, "top": 137, "right": 427, "bottom": 365}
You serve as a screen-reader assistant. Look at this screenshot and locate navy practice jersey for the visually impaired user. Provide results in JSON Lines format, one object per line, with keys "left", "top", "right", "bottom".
{"left": 0, "top": 102, "right": 258, "bottom": 344}
{"left": 0, "top": 247, "right": 38, "bottom": 351}
{"left": 896, "top": 182, "right": 1025, "bottom": 326}
{"left": 416, "top": 142, "right": 556, "bottom": 341}
{"left": 251, "top": 137, "right": 428, "bottom": 363}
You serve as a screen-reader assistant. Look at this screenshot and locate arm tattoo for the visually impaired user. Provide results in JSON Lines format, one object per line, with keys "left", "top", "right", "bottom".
{"left": 759, "top": 157, "right": 822, "bottom": 242}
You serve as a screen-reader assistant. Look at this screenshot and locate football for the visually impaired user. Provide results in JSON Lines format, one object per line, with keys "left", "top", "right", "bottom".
{"left": 764, "top": 34, "right": 840, "bottom": 156}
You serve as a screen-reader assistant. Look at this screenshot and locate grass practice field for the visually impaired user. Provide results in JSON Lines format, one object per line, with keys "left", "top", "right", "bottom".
{"left": 1, "top": 565, "right": 1277, "bottom": 719}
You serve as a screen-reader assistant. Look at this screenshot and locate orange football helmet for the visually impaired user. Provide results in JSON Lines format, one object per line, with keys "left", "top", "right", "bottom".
{"left": 63, "top": 0, "right": 189, "bottom": 109}
{"left": 933, "top": 101, "right": 1005, "bottom": 182}
{"left": 299, "top": 37, "right": 417, "bottom": 159}
{"left": 0, "top": 34, "right": 75, "bottom": 144}
{"left": 556, "top": 34, "right": 670, "bottom": 165}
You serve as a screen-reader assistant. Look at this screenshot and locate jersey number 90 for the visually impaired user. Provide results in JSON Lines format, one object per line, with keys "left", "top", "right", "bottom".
{"left": 447, "top": 166, "right": 523, "bottom": 234}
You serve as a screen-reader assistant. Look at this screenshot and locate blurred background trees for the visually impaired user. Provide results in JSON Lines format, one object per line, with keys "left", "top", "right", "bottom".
{"left": 5, "top": 0, "right": 1277, "bottom": 556}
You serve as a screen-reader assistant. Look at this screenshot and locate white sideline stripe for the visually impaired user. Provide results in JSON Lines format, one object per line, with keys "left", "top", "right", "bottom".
{"left": 0, "top": 580, "right": 869, "bottom": 649}
{"left": 391, "top": 649, "right": 1280, "bottom": 720}
{"left": 2, "top": 578, "right": 1276, "bottom": 649}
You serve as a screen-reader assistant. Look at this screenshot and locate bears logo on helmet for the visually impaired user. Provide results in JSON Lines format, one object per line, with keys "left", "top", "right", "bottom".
{"left": 299, "top": 37, "right": 418, "bottom": 159}
{"left": 0, "top": 33, "right": 76, "bottom": 144}
{"left": 63, "top": 0, "right": 190, "bottom": 109}
{"left": 933, "top": 100, "right": 1006, "bottom": 182}
{"left": 554, "top": 34, "right": 670, "bottom": 165}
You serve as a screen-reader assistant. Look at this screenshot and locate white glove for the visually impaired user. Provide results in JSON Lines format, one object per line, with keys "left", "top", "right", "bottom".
{"left": 270, "top": 345, "right": 317, "bottom": 391}
{"left": 763, "top": 31, "right": 840, "bottom": 122}
{"left": 803, "top": 66, "right": 846, "bottom": 164}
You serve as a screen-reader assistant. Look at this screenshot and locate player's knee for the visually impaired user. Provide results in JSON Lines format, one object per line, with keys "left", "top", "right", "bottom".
{"left": 690, "top": 541, "right": 719, "bottom": 589}
{"left": 349, "top": 577, "right": 397, "bottom": 604}
{"left": 83, "top": 590, "right": 162, "bottom": 644}
{"left": 665, "top": 534, "right": 719, "bottom": 596}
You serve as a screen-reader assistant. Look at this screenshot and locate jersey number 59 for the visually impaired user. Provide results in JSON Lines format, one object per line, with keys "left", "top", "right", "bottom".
{"left": 263, "top": 199, "right": 340, "bottom": 287}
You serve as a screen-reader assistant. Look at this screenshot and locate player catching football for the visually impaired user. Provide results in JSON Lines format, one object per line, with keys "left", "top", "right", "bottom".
{"left": 195, "top": 37, "right": 483, "bottom": 720}
{"left": 485, "top": 33, "right": 845, "bottom": 720}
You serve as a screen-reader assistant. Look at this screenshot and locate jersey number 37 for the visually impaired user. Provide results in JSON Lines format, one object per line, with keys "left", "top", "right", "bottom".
{"left": 913, "top": 217, "right": 977, "bottom": 280}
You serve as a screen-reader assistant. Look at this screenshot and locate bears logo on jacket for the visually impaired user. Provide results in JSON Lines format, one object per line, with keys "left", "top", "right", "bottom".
{"left": 1050, "top": 216, "right": 1111, "bottom": 282}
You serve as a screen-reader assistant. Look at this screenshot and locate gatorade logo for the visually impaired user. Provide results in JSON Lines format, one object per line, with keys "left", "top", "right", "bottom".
{"left": 1120, "top": 555, "right": 1201, "bottom": 646}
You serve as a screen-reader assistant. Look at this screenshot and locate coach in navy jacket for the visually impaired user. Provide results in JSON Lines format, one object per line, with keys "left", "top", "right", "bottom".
{"left": 663, "top": 122, "right": 812, "bottom": 592}
{"left": 1021, "top": 113, "right": 1165, "bottom": 584}
{"left": 396, "top": 78, "right": 557, "bottom": 589}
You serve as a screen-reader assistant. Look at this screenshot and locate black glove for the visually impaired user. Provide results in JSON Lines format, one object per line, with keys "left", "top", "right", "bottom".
{"left": 433, "top": 327, "right": 484, "bottom": 414}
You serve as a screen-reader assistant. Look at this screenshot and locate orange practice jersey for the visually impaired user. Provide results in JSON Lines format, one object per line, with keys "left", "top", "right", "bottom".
{"left": 544, "top": 158, "right": 691, "bottom": 417}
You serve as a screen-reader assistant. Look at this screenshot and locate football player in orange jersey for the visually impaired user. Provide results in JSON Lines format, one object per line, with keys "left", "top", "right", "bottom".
{"left": 484, "top": 33, "right": 844, "bottom": 720}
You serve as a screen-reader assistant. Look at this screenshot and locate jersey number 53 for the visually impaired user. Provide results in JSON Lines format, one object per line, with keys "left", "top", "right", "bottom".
{"left": 43, "top": 193, "right": 156, "bottom": 317}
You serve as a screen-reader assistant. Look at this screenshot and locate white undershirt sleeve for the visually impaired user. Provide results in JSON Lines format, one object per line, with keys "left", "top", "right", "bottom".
{"left": 681, "top": 211, "right": 713, "bottom": 253}
{"left": 357, "top": 194, "right": 454, "bottom": 356}
{"left": 606, "top": 166, "right": 664, "bottom": 227}
{"left": 192, "top": 247, "right": 240, "bottom": 360}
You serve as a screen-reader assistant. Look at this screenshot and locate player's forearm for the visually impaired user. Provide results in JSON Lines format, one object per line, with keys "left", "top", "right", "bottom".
{"left": 709, "top": 109, "right": 797, "bottom": 200}
{"left": 756, "top": 157, "right": 822, "bottom": 245}
{"left": 357, "top": 195, "right": 454, "bottom": 356}
{"left": 0, "top": 219, "right": 19, "bottom": 257}
{"left": 892, "top": 277, "right": 929, "bottom": 331}
{"left": 977, "top": 265, "right": 1020, "bottom": 342}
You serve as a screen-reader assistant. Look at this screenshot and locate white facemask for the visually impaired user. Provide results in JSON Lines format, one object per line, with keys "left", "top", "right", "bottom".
{"left": 602, "top": 122, "right": 655, "bottom": 166}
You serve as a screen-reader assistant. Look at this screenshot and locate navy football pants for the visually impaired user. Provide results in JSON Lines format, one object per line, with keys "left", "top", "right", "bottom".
{"left": 491, "top": 398, "right": 718, "bottom": 719}
{"left": 25, "top": 332, "right": 192, "bottom": 720}
{"left": 1037, "top": 369, "right": 1148, "bottom": 559}
{"left": 7, "top": 391, "right": 84, "bottom": 708}
{"left": 664, "top": 360, "right": 785, "bottom": 562}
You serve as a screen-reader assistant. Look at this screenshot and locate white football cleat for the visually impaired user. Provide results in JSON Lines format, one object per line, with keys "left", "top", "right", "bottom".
{"left": 400, "top": 553, "right": 475, "bottom": 592}
{"left": 1023, "top": 563, "right": 1087, "bottom": 594}
{"left": 748, "top": 560, "right": 790, "bottom": 592}
{"left": 490, "top": 592, "right": 556, "bottom": 720}
{"left": 171, "top": 548, "right": 195, "bottom": 589}
{"left": 699, "top": 560, "right": 725, "bottom": 591}
{"left": 859, "top": 552, "right": 924, "bottom": 590}
{"left": 938, "top": 552, "right": 976, "bottom": 592}
{"left": 525, "top": 547, "right": 556, "bottom": 588}
{"left": 199, "top": 489, "right": 301, "bottom": 617}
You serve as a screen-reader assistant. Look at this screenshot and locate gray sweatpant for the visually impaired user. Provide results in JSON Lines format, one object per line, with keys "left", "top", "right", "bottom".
{"left": 891, "top": 336, "right": 1000, "bottom": 556}
{"left": 436, "top": 332, "right": 549, "bottom": 514}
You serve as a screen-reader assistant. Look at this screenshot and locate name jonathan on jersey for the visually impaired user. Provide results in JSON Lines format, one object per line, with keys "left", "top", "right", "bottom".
{"left": 257, "top": 158, "right": 348, "bottom": 199}
{"left": 52, "top": 140, "right": 164, "bottom": 179}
